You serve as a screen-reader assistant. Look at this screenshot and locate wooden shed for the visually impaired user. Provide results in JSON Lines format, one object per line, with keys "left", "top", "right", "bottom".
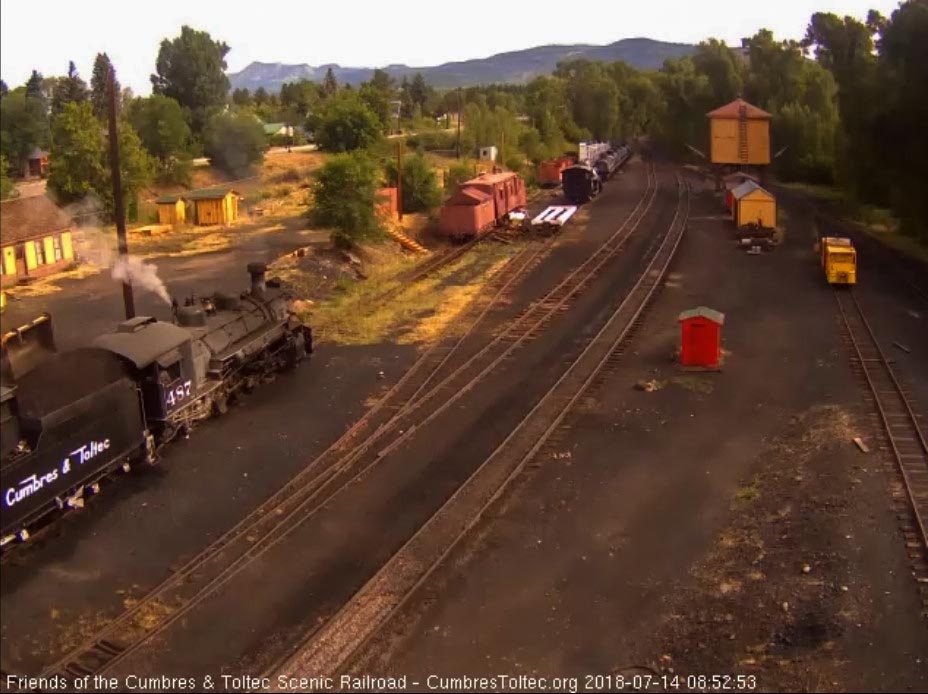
{"left": 707, "top": 99, "right": 771, "bottom": 166}
{"left": 731, "top": 181, "right": 776, "bottom": 229}
{"left": 679, "top": 306, "right": 724, "bottom": 369}
{"left": 188, "top": 189, "right": 239, "bottom": 226}
{"left": 155, "top": 195, "right": 187, "bottom": 226}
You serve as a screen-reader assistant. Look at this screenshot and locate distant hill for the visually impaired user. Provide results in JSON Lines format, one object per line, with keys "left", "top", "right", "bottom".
{"left": 228, "top": 38, "right": 695, "bottom": 92}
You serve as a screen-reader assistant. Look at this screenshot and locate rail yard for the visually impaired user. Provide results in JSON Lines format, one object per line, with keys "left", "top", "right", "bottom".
{"left": 2, "top": 149, "right": 926, "bottom": 692}
{"left": 2, "top": 3, "right": 928, "bottom": 691}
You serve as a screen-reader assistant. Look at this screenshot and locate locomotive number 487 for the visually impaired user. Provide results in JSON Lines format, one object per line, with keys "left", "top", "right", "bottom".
{"left": 164, "top": 379, "right": 193, "bottom": 411}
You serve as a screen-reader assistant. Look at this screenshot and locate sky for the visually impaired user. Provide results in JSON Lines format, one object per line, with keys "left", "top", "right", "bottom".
{"left": 0, "top": 0, "right": 904, "bottom": 94}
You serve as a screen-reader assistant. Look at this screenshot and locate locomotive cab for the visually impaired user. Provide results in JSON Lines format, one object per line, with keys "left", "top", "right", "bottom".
{"left": 93, "top": 317, "right": 198, "bottom": 425}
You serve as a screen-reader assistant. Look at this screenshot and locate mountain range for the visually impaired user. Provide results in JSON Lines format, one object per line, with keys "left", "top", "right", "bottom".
{"left": 228, "top": 38, "right": 695, "bottom": 92}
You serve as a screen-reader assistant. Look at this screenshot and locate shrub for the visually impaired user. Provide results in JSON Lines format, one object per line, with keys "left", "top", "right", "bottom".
{"left": 445, "top": 161, "right": 473, "bottom": 192}
{"left": 384, "top": 153, "right": 442, "bottom": 213}
{"left": 312, "top": 151, "right": 384, "bottom": 248}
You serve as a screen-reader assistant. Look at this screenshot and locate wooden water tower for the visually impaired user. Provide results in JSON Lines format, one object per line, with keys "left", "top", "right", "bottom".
{"left": 707, "top": 98, "right": 771, "bottom": 167}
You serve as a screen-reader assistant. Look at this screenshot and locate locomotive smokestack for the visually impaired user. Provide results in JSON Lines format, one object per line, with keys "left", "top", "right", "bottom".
{"left": 247, "top": 262, "right": 267, "bottom": 298}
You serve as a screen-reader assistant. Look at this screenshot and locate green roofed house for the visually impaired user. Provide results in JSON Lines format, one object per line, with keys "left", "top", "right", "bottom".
{"left": 186, "top": 189, "right": 240, "bottom": 226}
{"left": 263, "top": 123, "right": 293, "bottom": 138}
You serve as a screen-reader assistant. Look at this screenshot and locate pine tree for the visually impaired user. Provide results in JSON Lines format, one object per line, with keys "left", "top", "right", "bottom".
{"left": 90, "top": 53, "right": 117, "bottom": 119}
{"left": 322, "top": 67, "right": 338, "bottom": 97}
{"left": 25, "top": 70, "right": 44, "bottom": 99}
{"left": 51, "top": 61, "right": 89, "bottom": 116}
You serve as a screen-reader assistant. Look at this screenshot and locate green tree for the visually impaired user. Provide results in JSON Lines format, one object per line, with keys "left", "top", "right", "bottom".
{"left": 369, "top": 69, "right": 393, "bottom": 92}
{"left": 90, "top": 53, "right": 117, "bottom": 119}
{"left": 384, "top": 153, "right": 441, "bottom": 212}
{"left": 0, "top": 80, "right": 8, "bottom": 98}
{"left": 311, "top": 151, "right": 383, "bottom": 248}
{"left": 25, "top": 71, "right": 44, "bottom": 101}
{"left": 47, "top": 101, "right": 106, "bottom": 203}
{"left": 0, "top": 88, "right": 50, "bottom": 173}
{"left": 127, "top": 94, "right": 193, "bottom": 184}
{"left": 51, "top": 61, "right": 89, "bottom": 117}
{"left": 254, "top": 86, "right": 269, "bottom": 106}
{"left": 409, "top": 73, "right": 430, "bottom": 112}
{"left": 280, "top": 80, "right": 319, "bottom": 117}
{"left": 313, "top": 90, "right": 382, "bottom": 152}
{"left": 872, "top": 0, "right": 928, "bottom": 240}
{"left": 203, "top": 109, "right": 265, "bottom": 176}
{"left": 231, "top": 87, "right": 251, "bottom": 106}
{"left": 692, "top": 40, "right": 744, "bottom": 107}
{"left": 322, "top": 67, "right": 338, "bottom": 97}
{"left": 100, "top": 119, "right": 154, "bottom": 218}
{"left": 151, "top": 25, "right": 231, "bottom": 134}
{"left": 0, "top": 155, "right": 15, "bottom": 200}
{"left": 359, "top": 82, "right": 392, "bottom": 130}
{"left": 444, "top": 161, "right": 472, "bottom": 192}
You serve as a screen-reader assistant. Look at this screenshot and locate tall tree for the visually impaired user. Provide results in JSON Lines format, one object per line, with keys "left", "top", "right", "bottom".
{"left": 47, "top": 101, "right": 106, "bottom": 203}
{"left": 692, "top": 40, "right": 744, "bottom": 106}
{"left": 126, "top": 94, "right": 192, "bottom": 183}
{"left": 90, "top": 53, "right": 117, "bottom": 119}
{"left": 322, "top": 67, "right": 338, "bottom": 97}
{"left": 0, "top": 88, "right": 50, "bottom": 172}
{"left": 202, "top": 108, "right": 266, "bottom": 176}
{"left": 872, "top": 0, "right": 928, "bottom": 239}
{"left": 231, "top": 87, "right": 252, "bottom": 106}
{"left": 151, "top": 25, "right": 230, "bottom": 134}
{"left": 51, "top": 61, "right": 89, "bottom": 116}
{"left": 313, "top": 90, "right": 382, "bottom": 152}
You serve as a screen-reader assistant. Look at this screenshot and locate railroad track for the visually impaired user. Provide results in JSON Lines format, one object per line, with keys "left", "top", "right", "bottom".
{"left": 271, "top": 173, "right": 690, "bottom": 681}
{"left": 24, "top": 163, "right": 659, "bottom": 682}
{"left": 834, "top": 289, "right": 928, "bottom": 608}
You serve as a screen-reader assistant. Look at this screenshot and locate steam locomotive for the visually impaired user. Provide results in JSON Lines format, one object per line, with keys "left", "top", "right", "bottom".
{"left": 0, "top": 263, "right": 312, "bottom": 547}
{"left": 562, "top": 144, "right": 632, "bottom": 205}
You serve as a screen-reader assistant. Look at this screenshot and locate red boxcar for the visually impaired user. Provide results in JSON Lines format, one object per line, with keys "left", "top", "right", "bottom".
{"left": 537, "top": 155, "right": 576, "bottom": 187}
{"left": 438, "top": 172, "right": 527, "bottom": 239}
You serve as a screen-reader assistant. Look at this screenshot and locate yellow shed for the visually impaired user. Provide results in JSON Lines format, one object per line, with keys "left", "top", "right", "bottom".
{"left": 156, "top": 195, "right": 187, "bottom": 226}
{"left": 707, "top": 98, "right": 771, "bottom": 166}
{"left": 188, "top": 189, "right": 240, "bottom": 226}
{"left": 731, "top": 181, "right": 776, "bottom": 228}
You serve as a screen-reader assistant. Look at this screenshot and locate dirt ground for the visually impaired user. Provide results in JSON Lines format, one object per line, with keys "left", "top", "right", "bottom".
{"left": 3, "top": 162, "right": 924, "bottom": 691}
{"left": 349, "top": 173, "right": 928, "bottom": 692}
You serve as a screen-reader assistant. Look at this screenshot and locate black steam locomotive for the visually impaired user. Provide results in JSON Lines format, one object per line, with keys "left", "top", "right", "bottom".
{"left": 0, "top": 263, "right": 312, "bottom": 547}
{"left": 562, "top": 144, "right": 632, "bottom": 204}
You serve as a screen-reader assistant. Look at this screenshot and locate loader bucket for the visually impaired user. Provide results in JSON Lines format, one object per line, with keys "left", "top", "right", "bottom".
{"left": 1, "top": 313, "right": 57, "bottom": 384}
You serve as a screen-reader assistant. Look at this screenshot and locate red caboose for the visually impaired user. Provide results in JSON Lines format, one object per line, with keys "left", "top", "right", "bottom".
{"left": 678, "top": 306, "right": 725, "bottom": 369}
{"left": 438, "top": 171, "right": 527, "bottom": 239}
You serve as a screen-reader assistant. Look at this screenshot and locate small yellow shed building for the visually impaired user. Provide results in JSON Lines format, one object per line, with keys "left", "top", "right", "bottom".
{"left": 707, "top": 98, "right": 771, "bottom": 166}
{"left": 189, "top": 189, "right": 240, "bottom": 226}
{"left": 731, "top": 180, "right": 776, "bottom": 229}
{"left": 156, "top": 195, "right": 187, "bottom": 226}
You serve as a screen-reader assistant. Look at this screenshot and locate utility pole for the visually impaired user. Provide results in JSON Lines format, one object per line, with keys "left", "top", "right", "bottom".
{"left": 396, "top": 140, "right": 404, "bottom": 222}
{"left": 107, "top": 66, "right": 135, "bottom": 319}
{"left": 456, "top": 88, "right": 463, "bottom": 159}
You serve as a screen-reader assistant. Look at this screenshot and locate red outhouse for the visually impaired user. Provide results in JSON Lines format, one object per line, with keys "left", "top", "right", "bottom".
{"left": 678, "top": 306, "right": 725, "bottom": 369}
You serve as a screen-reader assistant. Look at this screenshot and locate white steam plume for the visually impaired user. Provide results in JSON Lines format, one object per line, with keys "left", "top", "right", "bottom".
{"left": 111, "top": 256, "right": 171, "bottom": 305}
